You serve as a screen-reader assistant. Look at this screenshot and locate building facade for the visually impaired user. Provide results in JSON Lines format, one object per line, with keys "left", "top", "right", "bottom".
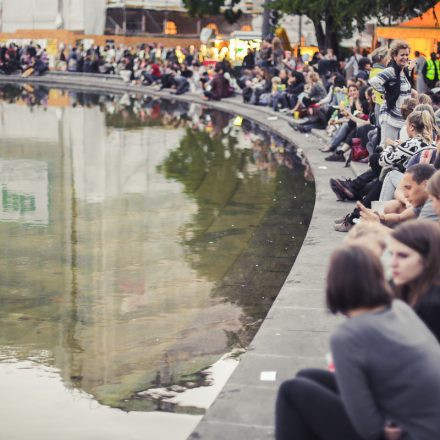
{"left": 105, "top": 0, "right": 261, "bottom": 37}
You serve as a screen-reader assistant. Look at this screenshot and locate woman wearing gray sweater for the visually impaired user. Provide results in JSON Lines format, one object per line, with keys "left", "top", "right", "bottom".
{"left": 276, "top": 245, "right": 440, "bottom": 440}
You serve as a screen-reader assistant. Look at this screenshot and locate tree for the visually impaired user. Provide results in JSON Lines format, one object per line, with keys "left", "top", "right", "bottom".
{"left": 182, "top": 0, "right": 243, "bottom": 24}
{"left": 269, "top": 0, "right": 438, "bottom": 54}
{"left": 270, "top": 0, "right": 375, "bottom": 55}
{"left": 183, "top": 0, "right": 438, "bottom": 56}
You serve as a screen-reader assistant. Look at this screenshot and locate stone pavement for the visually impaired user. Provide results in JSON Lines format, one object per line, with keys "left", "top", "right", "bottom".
{"left": 0, "top": 73, "right": 359, "bottom": 439}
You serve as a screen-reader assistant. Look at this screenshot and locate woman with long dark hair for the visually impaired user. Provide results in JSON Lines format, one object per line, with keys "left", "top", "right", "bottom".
{"left": 276, "top": 245, "right": 440, "bottom": 440}
{"left": 390, "top": 219, "right": 440, "bottom": 341}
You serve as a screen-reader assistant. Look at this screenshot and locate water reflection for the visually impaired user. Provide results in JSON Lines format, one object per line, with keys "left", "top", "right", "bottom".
{"left": 0, "top": 84, "right": 314, "bottom": 436}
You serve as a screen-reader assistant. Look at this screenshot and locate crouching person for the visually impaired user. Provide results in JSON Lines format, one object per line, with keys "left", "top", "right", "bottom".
{"left": 275, "top": 245, "right": 440, "bottom": 440}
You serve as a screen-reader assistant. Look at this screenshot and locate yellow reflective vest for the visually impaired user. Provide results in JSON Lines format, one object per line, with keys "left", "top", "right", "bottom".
{"left": 425, "top": 59, "right": 440, "bottom": 81}
{"left": 369, "top": 65, "right": 385, "bottom": 105}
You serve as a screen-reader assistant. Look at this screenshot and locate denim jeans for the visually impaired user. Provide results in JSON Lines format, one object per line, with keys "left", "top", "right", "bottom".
{"left": 379, "top": 170, "right": 403, "bottom": 201}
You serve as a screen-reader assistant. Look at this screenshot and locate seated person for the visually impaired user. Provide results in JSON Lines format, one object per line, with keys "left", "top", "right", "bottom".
{"left": 276, "top": 245, "right": 440, "bottom": 440}
{"left": 390, "top": 220, "right": 440, "bottom": 342}
{"left": 358, "top": 163, "right": 438, "bottom": 225}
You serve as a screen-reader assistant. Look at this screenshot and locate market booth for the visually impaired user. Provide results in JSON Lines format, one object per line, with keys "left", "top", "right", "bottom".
{"left": 375, "top": 3, "right": 440, "bottom": 56}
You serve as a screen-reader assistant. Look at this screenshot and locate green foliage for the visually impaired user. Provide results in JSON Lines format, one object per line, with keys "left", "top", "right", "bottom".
{"left": 183, "top": 0, "right": 439, "bottom": 52}
{"left": 182, "top": 0, "right": 225, "bottom": 17}
{"left": 271, "top": 0, "right": 374, "bottom": 39}
{"left": 267, "top": 0, "right": 439, "bottom": 51}
{"left": 182, "top": 0, "right": 243, "bottom": 23}
{"left": 374, "top": 0, "right": 438, "bottom": 25}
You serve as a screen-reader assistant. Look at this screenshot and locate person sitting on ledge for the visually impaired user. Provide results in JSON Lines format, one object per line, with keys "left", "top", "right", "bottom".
{"left": 203, "top": 63, "right": 233, "bottom": 101}
{"left": 276, "top": 245, "right": 440, "bottom": 440}
{"left": 357, "top": 163, "right": 438, "bottom": 226}
{"left": 389, "top": 220, "right": 440, "bottom": 342}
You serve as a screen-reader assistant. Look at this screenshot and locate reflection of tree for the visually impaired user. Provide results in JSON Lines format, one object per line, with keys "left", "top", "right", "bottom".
{"left": 159, "top": 123, "right": 315, "bottom": 345}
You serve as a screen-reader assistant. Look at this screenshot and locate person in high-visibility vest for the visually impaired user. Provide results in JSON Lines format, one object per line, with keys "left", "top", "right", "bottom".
{"left": 368, "top": 47, "right": 388, "bottom": 127}
{"left": 422, "top": 52, "right": 440, "bottom": 89}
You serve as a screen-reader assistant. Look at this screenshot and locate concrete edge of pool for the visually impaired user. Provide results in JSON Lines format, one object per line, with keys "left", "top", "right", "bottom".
{"left": 0, "top": 73, "right": 356, "bottom": 439}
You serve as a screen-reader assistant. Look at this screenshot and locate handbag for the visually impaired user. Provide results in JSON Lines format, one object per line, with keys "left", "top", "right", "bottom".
{"left": 345, "top": 137, "right": 369, "bottom": 167}
{"left": 351, "top": 137, "right": 369, "bottom": 161}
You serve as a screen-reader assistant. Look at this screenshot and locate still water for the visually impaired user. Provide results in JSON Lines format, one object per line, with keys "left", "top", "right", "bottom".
{"left": 0, "top": 84, "right": 314, "bottom": 439}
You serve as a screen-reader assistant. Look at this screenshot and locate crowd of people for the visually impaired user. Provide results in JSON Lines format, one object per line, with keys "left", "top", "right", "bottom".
{"left": 2, "top": 37, "right": 440, "bottom": 440}
{"left": 271, "top": 39, "right": 440, "bottom": 440}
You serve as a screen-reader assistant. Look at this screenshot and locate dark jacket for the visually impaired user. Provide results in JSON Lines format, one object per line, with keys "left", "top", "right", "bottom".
{"left": 384, "top": 59, "right": 412, "bottom": 111}
{"left": 210, "top": 73, "right": 231, "bottom": 100}
{"left": 414, "top": 284, "right": 440, "bottom": 343}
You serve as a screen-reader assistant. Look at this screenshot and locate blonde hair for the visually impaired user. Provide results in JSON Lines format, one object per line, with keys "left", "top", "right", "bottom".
{"left": 400, "top": 97, "right": 417, "bottom": 119}
{"left": 272, "top": 37, "right": 282, "bottom": 51}
{"left": 371, "top": 46, "right": 389, "bottom": 64}
{"left": 346, "top": 222, "right": 390, "bottom": 252}
{"left": 389, "top": 40, "right": 410, "bottom": 58}
{"left": 417, "top": 93, "right": 432, "bottom": 105}
{"left": 308, "top": 71, "right": 320, "bottom": 83}
{"left": 427, "top": 170, "right": 440, "bottom": 198}
{"left": 407, "top": 110, "right": 435, "bottom": 143}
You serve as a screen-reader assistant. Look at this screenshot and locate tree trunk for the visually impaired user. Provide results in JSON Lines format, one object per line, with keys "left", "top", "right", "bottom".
{"left": 324, "top": 14, "right": 341, "bottom": 58}
{"left": 312, "top": 19, "right": 325, "bottom": 51}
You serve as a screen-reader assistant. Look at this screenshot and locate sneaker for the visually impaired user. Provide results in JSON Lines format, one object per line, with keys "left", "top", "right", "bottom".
{"left": 336, "top": 178, "right": 355, "bottom": 199}
{"left": 334, "top": 215, "right": 347, "bottom": 224}
{"left": 325, "top": 152, "right": 345, "bottom": 162}
{"left": 320, "top": 144, "right": 333, "bottom": 152}
{"left": 329, "top": 178, "right": 355, "bottom": 201}
{"left": 330, "top": 179, "right": 347, "bottom": 201}
{"left": 288, "top": 120, "right": 299, "bottom": 131}
{"left": 334, "top": 218, "right": 353, "bottom": 232}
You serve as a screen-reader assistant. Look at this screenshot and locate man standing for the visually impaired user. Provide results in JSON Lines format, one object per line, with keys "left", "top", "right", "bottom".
{"left": 423, "top": 52, "right": 440, "bottom": 90}
{"left": 415, "top": 51, "right": 428, "bottom": 93}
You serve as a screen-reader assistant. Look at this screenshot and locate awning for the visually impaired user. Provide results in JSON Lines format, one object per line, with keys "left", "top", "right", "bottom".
{"left": 376, "top": 26, "right": 440, "bottom": 39}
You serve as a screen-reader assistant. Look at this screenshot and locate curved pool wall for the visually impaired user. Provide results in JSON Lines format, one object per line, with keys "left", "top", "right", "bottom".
{"left": 0, "top": 73, "right": 351, "bottom": 439}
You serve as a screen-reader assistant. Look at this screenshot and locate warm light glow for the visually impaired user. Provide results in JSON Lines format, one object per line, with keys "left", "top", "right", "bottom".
{"left": 164, "top": 20, "right": 177, "bottom": 35}
{"left": 206, "top": 23, "right": 219, "bottom": 36}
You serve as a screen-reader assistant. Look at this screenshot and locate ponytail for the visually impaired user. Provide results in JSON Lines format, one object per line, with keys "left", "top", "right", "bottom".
{"left": 407, "top": 110, "right": 434, "bottom": 143}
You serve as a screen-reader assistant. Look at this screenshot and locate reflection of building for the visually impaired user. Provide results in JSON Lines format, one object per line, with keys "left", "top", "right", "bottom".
{"left": 0, "top": 159, "right": 49, "bottom": 225}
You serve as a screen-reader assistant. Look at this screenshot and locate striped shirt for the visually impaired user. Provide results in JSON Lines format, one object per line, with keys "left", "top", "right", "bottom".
{"left": 369, "top": 67, "right": 411, "bottom": 129}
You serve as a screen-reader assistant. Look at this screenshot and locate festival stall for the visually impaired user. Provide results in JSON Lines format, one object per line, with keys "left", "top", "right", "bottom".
{"left": 375, "top": 3, "right": 440, "bottom": 56}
